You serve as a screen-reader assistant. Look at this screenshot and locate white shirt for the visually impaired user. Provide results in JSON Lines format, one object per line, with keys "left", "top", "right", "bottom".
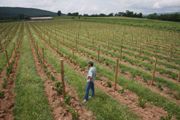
{"left": 87, "top": 67, "right": 96, "bottom": 82}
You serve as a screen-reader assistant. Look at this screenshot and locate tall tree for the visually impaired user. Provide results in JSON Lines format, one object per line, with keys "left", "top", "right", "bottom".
{"left": 57, "top": 10, "right": 62, "bottom": 16}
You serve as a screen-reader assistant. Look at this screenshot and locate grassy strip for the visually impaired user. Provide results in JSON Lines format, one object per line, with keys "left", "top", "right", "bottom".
{"left": 13, "top": 26, "right": 53, "bottom": 120}
{"left": 75, "top": 17, "right": 180, "bottom": 32}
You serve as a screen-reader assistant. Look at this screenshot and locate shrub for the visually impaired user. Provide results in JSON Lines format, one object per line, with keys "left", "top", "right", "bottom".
{"left": 64, "top": 95, "right": 71, "bottom": 105}
{"left": 2, "top": 77, "right": 7, "bottom": 89}
{"left": 157, "top": 83, "right": 163, "bottom": 91}
{"left": 54, "top": 81, "right": 63, "bottom": 95}
{"left": 173, "top": 92, "right": 180, "bottom": 100}
{"left": 138, "top": 97, "right": 146, "bottom": 108}
{"left": 68, "top": 106, "right": 79, "bottom": 120}
{"left": 6, "top": 62, "right": 14, "bottom": 77}
{"left": 0, "top": 91, "right": 5, "bottom": 99}
{"left": 119, "top": 88, "right": 125, "bottom": 94}
{"left": 51, "top": 75, "right": 55, "bottom": 81}
{"left": 106, "top": 81, "right": 112, "bottom": 88}
{"left": 160, "top": 113, "right": 172, "bottom": 120}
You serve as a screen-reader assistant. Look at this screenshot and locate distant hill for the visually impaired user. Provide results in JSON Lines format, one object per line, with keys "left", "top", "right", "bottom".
{"left": 0, "top": 7, "right": 57, "bottom": 19}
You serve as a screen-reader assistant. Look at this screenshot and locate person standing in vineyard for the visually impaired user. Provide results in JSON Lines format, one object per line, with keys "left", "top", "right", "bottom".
{"left": 83, "top": 61, "right": 96, "bottom": 103}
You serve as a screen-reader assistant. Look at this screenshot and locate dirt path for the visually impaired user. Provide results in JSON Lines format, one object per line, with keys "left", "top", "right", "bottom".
{"left": 29, "top": 34, "right": 95, "bottom": 120}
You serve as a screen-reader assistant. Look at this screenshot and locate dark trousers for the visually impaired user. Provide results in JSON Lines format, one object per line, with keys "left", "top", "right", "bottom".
{"left": 84, "top": 81, "right": 94, "bottom": 100}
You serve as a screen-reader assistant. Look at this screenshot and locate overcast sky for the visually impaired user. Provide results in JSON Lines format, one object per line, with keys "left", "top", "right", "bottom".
{"left": 0, "top": 0, "right": 180, "bottom": 14}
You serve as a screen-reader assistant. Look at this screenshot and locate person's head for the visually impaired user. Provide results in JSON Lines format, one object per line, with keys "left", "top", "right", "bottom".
{"left": 88, "top": 61, "right": 94, "bottom": 68}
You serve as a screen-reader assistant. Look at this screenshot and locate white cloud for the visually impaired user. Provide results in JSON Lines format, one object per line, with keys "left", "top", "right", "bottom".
{"left": 0, "top": 0, "right": 180, "bottom": 14}
{"left": 153, "top": 0, "right": 180, "bottom": 9}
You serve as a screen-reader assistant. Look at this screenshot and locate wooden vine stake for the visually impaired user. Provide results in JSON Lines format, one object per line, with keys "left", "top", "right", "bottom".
{"left": 75, "top": 38, "right": 78, "bottom": 50}
{"left": 36, "top": 43, "right": 39, "bottom": 56}
{"left": 60, "top": 59, "right": 66, "bottom": 98}
{"left": 120, "top": 45, "right": 123, "bottom": 60}
{"left": 151, "top": 56, "right": 157, "bottom": 85}
{"left": 0, "top": 42, "right": 2, "bottom": 51}
{"left": 48, "top": 37, "right": 50, "bottom": 44}
{"left": 139, "top": 44, "right": 142, "bottom": 56}
{"left": 42, "top": 48, "right": 45, "bottom": 62}
{"left": 92, "top": 39, "right": 94, "bottom": 45}
{"left": 5, "top": 50, "right": 9, "bottom": 67}
{"left": 56, "top": 40, "right": 59, "bottom": 49}
{"left": 178, "top": 71, "right": 180, "bottom": 82}
{"left": 72, "top": 48, "right": 75, "bottom": 57}
{"left": 114, "top": 58, "right": 119, "bottom": 90}
{"left": 63, "top": 36, "right": 65, "bottom": 45}
{"left": 97, "top": 45, "right": 100, "bottom": 61}
{"left": 14, "top": 43, "right": 16, "bottom": 53}
{"left": 169, "top": 44, "right": 173, "bottom": 61}
{"left": 107, "top": 41, "right": 109, "bottom": 49}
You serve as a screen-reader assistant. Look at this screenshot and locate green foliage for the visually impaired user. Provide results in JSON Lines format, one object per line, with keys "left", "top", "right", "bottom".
{"left": 0, "top": 91, "right": 5, "bottom": 99}
{"left": 106, "top": 81, "right": 112, "bottom": 88}
{"left": 54, "top": 81, "right": 63, "bottom": 95}
{"left": 157, "top": 83, "right": 163, "bottom": 91}
{"left": 160, "top": 113, "right": 173, "bottom": 120}
{"left": 2, "top": 77, "right": 7, "bottom": 89}
{"left": 138, "top": 97, "right": 146, "bottom": 108}
{"left": 67, "top": 106, "right": 79, "bottom": 120}
{"left": 6, "top": 61, "right": 14, "bottom": 77}
{"left": 173, "top": 92, "right": 180, "bottom": 100}
{"left": 131, "top": 70, "right": 137, "bottom": 80}
{"left": 119, "top": 88, "right": 125, "bottom": 94}
{"left": 147, "top": 13, "right": 180, "bottom": 22}
{"left": 64, "top": 95, "right": 71, "bottom": 105}
{"left": 50, "top": 74, "right": 55, "bottom": 81}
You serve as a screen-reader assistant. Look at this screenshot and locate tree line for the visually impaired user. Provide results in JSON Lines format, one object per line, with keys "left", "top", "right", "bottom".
{"left": 57, "top": 10, "right": 180, "bottom": 22}
{"left": 147, "top": 13, "right": 180, "bottom": 22}
{"left": 58, "top": 10, "right": 143, "bottom": 18}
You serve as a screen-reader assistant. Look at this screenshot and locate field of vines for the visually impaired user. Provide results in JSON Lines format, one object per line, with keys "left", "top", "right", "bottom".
{"left": 0, "top": 17, "right": 180, "bottom": 120}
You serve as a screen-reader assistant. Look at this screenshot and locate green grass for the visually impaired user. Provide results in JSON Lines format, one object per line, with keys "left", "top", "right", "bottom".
{"left": 13, "top": 27, "right": 53, "bottom": 120}
{"left": 76, "top": 17, "right": 180, "bottom": 32}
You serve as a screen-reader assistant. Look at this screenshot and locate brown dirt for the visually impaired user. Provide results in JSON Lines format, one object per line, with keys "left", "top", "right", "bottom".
{"left": 30, "top": 37, "right": 95, "bottom": 120}
{"left": 0, "top": 47, "right": 21, "bottom": 120}
{"left": 38, "top": 34, "right": 172, "bottom": 120}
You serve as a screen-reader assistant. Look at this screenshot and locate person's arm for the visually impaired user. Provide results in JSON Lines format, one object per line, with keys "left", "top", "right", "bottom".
{"left": 88, "top": 76, "right": 93, "bottom": 80}
{"left": 87, "top": 70, "right": 93, "bottom": 81}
